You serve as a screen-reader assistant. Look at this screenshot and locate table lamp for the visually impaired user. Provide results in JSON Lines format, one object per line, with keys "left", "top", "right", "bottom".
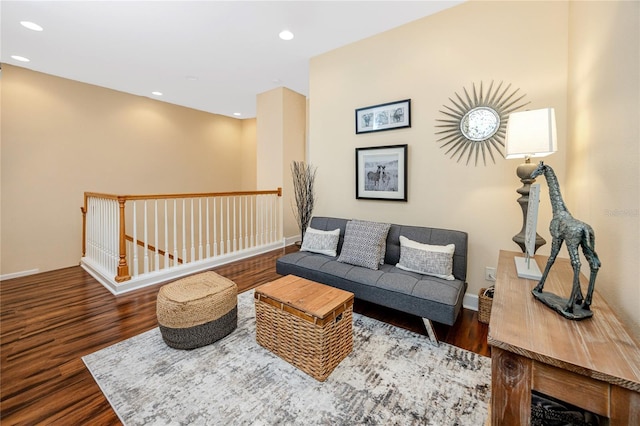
{"left": 505, "top": 108, "right": 557, "bottom": 278}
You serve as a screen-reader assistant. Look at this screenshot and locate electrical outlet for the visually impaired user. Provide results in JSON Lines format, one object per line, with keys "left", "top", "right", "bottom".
{"left": 485, "top": 267, "right": 496, "bottom": 282}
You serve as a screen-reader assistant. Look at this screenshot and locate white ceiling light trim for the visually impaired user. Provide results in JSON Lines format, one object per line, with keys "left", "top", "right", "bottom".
{"left": 11, "top": 55, "right": 30, "bottom": 62}
{"left": 20, "top": 21, "right": 43, "bottom": 31}
{"left": 151, "top": 91, "right": 163, "bottom": 96}
{"left": 278, "top": 30, "right": 294, "bottom": 41}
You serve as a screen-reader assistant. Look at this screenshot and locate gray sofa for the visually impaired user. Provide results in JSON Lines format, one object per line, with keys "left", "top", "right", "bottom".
{"left": 276, "top": 216, "right": 468, "bottom": 344}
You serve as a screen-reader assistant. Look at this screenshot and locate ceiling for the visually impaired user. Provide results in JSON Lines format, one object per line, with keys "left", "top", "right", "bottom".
{"left": 1, "top": 1, "right": 463, "bottom": 118}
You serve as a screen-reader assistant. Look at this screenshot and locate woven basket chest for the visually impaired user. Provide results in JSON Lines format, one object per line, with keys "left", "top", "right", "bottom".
{"left": 254, "top": 275, "right": 354, "bottom": 381}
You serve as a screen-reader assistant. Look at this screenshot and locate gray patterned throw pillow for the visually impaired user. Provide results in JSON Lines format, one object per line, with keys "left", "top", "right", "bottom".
{"left": 337, "top": 220, "right": 391, "bottom": 270}
{"left": 396, "top": 236, "right": 455, "bottom": 280}
{"left": 300, "top": 227, "right": 340, "bottom": 257}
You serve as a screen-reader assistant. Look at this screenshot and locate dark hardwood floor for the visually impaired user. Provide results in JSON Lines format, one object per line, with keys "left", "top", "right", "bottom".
{"left": 1, "top": 246, "right": 489, "bottom": 425}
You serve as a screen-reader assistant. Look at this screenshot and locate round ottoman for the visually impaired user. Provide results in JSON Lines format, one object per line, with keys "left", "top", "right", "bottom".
{"left": 156, "top": 271, "right": 238, "bottom": 350}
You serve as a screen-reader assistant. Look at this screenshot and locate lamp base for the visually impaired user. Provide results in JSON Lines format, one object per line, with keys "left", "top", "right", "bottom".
{"left": 513, "top": 158, "right": 546, "bottom": 254}
{"left": 514, "top": 256, "right": 542, "bottom": 280}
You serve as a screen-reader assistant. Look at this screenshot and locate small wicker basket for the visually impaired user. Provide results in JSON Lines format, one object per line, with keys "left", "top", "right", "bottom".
{"left": 478, "top": 287, "right": 493, "bottom": 324}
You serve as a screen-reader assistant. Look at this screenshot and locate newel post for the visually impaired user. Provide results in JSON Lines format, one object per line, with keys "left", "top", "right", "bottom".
{"left": 115, "top": 197, "right": 131, "bottom": 282}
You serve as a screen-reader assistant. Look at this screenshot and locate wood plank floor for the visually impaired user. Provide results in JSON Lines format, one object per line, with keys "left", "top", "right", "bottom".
{"left": 1, "top": 246, "right": 489, "bottom": 425}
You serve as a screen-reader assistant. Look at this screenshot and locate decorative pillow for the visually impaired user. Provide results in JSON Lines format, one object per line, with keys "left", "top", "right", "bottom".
{"left": 300, "top": 227, "right": 340, "bottom": 257}
{"left": 337, "top": 220, "right": 391, "bottom": 270}
{"left": 395, "top": 236, "right": 455, "bottom": 280}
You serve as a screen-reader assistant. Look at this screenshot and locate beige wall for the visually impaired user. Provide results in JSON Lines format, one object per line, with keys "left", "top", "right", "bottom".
{"left": 309, "top": 0, "right": 568, "bottom": 307}
{"left": 256, "top": 87, "right": 307, "bottom": 241}
{"left": 1, "top": 65, "right": 255, "bottom": 276}
{"left": 566, "top": 1, "right": 639, "bottom": 336}
{"left": 239, "top": 118, "right": 257, "bottom": 191}
{"left": 308, "top": 0, "right": 638, "bottom": 335}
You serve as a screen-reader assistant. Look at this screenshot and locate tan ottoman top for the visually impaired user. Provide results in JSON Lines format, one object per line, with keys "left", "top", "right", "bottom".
{"left": 157, "top": 271, "right": 237, "bottom": 329}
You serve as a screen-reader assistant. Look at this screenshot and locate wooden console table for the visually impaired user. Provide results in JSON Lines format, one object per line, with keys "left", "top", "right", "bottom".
{"left": 488, "top": 250, "right": 640, "bottom": 425}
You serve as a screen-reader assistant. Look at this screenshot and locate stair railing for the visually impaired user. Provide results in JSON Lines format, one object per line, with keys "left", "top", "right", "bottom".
{"left": 81, "top": 189, "right": 282, "bottom": 294}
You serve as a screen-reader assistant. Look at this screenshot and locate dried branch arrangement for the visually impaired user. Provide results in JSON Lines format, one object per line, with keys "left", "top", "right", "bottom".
{"left": 290, "top": 161, "right": 317, "bottom": 242}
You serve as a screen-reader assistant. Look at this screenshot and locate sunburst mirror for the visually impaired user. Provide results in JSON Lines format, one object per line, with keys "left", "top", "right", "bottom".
{"left": 435, "top": 81, "right": 529, "bottom": 166}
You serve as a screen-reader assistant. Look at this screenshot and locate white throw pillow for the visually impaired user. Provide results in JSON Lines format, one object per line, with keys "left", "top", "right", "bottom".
{"left": 337, "top": 220, "right": 391, "bottom": 270}
{"left": 395, "top": 236, "right": 455, "bottom": 280}
{"left": 300, "top": 227, "right": 341, "bottom": 257}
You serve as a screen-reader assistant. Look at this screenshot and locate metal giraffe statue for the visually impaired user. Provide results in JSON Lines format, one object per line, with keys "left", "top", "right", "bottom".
{"left": 530, "top": 161, "right": 601, "bottom": 320}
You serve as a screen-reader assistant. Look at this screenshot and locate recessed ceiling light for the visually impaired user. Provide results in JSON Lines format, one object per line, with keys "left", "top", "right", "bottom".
{"left": 151, "top": 91, "right": 163, "bottom": 96}
{"left": 11, "top": 55, "right": 30, "bottom": 62}
{"left": 20, "top": 21, "right": 43, "bottom": 31}
{"left": 233, "top": 112, "right": 242, "bottom": 117}
{"left": 279, "top": 30, "right": 294, "bottom": 41}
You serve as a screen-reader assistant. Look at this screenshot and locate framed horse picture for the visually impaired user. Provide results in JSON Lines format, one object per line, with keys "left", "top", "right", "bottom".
{"left": 355, "top": 144, "right": 407, "bottom": 201}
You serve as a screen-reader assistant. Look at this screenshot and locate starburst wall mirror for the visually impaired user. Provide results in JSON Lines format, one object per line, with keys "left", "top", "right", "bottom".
{"left": 436, "top": 81, "right": 529, "bottom": 166}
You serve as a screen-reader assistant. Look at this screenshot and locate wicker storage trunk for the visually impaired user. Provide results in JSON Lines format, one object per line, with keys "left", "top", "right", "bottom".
{"left": 254, "top": 276, "right": 354, "bottom": 382}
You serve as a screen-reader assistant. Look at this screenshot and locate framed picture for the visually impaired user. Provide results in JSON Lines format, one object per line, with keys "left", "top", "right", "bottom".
{"left": 355, "top": 99, "right": 411, "bottom": 134}
{"left": 356, "top": 144, "right": 407, "bottom": 201}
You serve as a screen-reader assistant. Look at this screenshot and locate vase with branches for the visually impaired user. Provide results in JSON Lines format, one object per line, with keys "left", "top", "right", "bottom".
{"left": 290, "top": 161, "right": 317, "bottom": 244}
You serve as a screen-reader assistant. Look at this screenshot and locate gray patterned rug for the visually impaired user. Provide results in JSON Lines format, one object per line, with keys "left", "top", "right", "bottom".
{"left": 83, "top": 290, "right": 491, "bottom": 425}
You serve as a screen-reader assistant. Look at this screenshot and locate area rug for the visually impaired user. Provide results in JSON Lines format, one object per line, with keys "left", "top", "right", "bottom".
{"left": 83, "top": 290, "right": 491, "bottom": 425}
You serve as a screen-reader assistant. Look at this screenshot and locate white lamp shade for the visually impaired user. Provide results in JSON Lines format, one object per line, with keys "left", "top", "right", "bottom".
{"left": 505, "top": 108, "right": 557, "bottom": 159}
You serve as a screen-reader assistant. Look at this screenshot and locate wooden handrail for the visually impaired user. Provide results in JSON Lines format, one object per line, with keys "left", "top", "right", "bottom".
{"left": 125, "top": 235, "right": 183, "bottom": 264}
{"left": 84, "top": 188, "right": 281, "bottom": 202}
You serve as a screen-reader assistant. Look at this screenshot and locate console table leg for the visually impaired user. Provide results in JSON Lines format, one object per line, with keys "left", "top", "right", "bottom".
{"left": 491, "top": 347, "right": 532, "bottom": 425}
{"left": 610, "top": 385, "right": 640, "bottom": 425}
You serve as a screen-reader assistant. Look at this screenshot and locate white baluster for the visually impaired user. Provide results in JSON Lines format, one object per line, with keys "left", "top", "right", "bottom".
{"left": 173, "top": 200, "right": 178, "bottom": 267}
{"left": 198, "top": 198, "right": 203, "bottom": 260}
{"left": 226, "top": 197, "right": 231, "bottom": 253}
{"left": 206, "top": 198, "right": 211, "bottom": 258}
{"left": 133, "top": 201, "right": 139, "bottom": 277}
{"left": 271, "top": 194, "right": 276, "bottom": 243}
{"left": 213, "top": 198, "right": 218, "bottom": 256}
{"left": 233, "top": 196, "right": 237, "bottom": 252}
{"left": 144, "top": 200, "right": 149, "bottom": 274}
{"left": 164, "top": 200, "right": 169, "bottom": 269}
{"left": 154, "top": 200, "right": 160, "bottom": 271}
{"left": 259, "top": 195, "right": 264, "bottom": 246}
{"left": 100, "top": 198, "right": 106, "bottom": 269}
{"left": 107, "top": 199, "right": 112, "bottom": 273}
{"left": 182, "top": 199, "right": 187, "bottom": 263}
{"left": 268, "top": 194, "right": 272, "bottom": 244}
{"left": 190, "top": 198, "right": 195, "bottom": 262}
{"left": 238, "top": 196, "right": 243, "bottom": 251}
{"left": 96, "top": 198, "right": 102, "bottom": 268}
{"left": 250, "top": 196, "right": 254, "bottom": 248}
{"left": 244, "top": 196, "right": 249, "bottom": 249}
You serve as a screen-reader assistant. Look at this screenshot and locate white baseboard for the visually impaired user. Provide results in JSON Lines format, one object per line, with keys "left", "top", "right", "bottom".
{"left": 284, "top": 234, "right": 301, "bottom": 246}
{"left": 0, "top": 268, "right": 40, "bottom": 281}
{"left": 463, "top": 292, "right": 479, "bottom": 311}
{"left": 82, "top": 241, "right": 285, "bottom": 295}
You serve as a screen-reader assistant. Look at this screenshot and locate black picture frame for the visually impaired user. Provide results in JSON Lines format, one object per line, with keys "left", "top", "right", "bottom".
{"left": 356, "top": 144, "right": 407, "bottom": 201}
{"left": 355, "top": 99, "right": 411, "bottom": 134}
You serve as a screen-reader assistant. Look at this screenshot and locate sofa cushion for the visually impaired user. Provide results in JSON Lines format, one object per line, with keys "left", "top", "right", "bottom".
{"left": 395, "top": 236, "right": 455, "bottom": 280}
{"left": 300, "top": 226, "right": 340, "bottom": 256}
{"left": 337, "top": 220, "right": 391, "bottom": 270}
